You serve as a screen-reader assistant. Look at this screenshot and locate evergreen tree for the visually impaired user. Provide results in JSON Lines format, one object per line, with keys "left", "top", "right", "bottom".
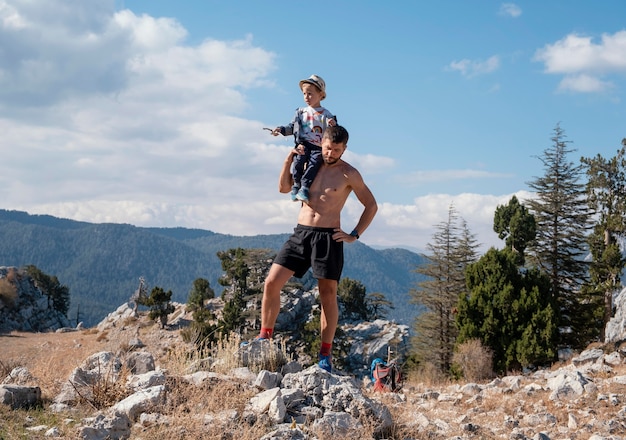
{"left": 217, "top": 248, "right": 249, "bottom": 335}
{"left": 187, "top": 277, "right": 215, "bottom": 313}
{"left": 338, "top": 277, "right": 369, "bottom": 321}
{"left": 24, "top": 265, "right": 70, "bottom": 316}
{"left": 244, "top": 248, "right": 275, "bottom": 291}
{"left": 144, "top": 286, "right": 175, "bottom": 329}
{"left": 494, "top": 195, "right": 536, "bottom": 265}
{"left": 457, "top": 248, "right": 558, "bottom": 373}
{"left": 410, "top": 205, "right": 478, "bottom": 373}
{"left": 366, "top": 292, "right": 394, "bottom": 320}
{"left": 581, "top": 140, "right": 626, "bottom": 340}
{"left": 185, "top": 307, "right": 219, "bottom": 349}
{"left": 218, "top": 248, "right": 250, "bottom": 299}
{"left": 526, "top": 124, "right": 591, "bottom": 349}
{"left": 183, "top": 277, "right": 218, "bottom": 348}
{"left": 214, "top": 248, "right": 275, "bottom": 336}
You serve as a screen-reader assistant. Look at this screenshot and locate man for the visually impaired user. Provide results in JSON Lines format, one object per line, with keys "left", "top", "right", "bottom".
{"left": 257, "top": 125, "right": 378, "bottom": 372}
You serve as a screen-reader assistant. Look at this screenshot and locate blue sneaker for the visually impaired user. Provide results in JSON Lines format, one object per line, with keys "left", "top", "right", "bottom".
{"left": 295, "top": 188, "right": 310, "bottom": 203}
{"left": 290, "top": 185, "right": 299, "bottom": 202}
{"left": 318, "top": 354, "right": 332, "bottom": 372}
{"left": 240, "top": 335, "right": 267, "bottom": 348}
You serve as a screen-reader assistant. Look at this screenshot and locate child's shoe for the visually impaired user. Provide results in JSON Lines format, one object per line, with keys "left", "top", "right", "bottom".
{"left": 290, "top": 185, "right": 299, "bottom": 202}
{"left": 295, "top": 188, "right": 310, "bottom": 203}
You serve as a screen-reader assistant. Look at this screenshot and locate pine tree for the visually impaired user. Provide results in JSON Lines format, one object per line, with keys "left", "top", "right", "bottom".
{"left": 338, "top": 277, "right": 369, "bottom": 321}
{"left": 184, "top": 278, "right": 218, "bottom": 348}
{"left": 216, "top": 248, "right": 274, "bottom": 336}
{"left": 410, "top": 205, "right": 478, "bottom": 373}
{"left": 457, "top": 248, "right": 558, "bottom": 373}
{"left": 187, "top": 278, "right": 215, "bottom": 313}
{"left": 217, "top": 248, "right": 249, "bottom": 335}
{"left": 494, "top": 195, "right": 536, "bottom": 265}
{"left": 366, "top": 292, "right": 394, "bottom": 320}
{"left": 25, "top": 265, "right": 70, "bottom": 316}
{"left": 581, "top": 140, "right": 626, "bottom": 340}
{"left": 144, "top": 286, "right": 175, "bottom": 329}
{"left": 526, "top": 124, "right": 591, "bottom": 349}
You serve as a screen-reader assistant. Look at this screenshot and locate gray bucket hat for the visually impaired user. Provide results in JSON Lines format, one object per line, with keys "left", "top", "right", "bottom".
{"left": 299, "top": 74, "right": 326, "bottom": 100}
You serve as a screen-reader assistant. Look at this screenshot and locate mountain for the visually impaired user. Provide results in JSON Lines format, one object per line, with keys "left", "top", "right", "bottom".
{"left": 0, "top": 209, "right": 427, "bottom": 327}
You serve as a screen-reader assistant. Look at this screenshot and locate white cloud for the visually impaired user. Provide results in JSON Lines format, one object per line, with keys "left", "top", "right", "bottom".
{"left": 534, "top": 31, "right": 626, "bottom": 93}
{"left": 342, "top": 151, "right": 395, "bottom": 175}
{"left": 499, "top": 3, "right": 522, "bottom": 18}
{"left": 448, "top": 55, "right": 500, "bottom": 77}
{"left": 558, "top": 74, "right": 612, "bottom": 93}
{"left": 364, "top": 191, "right": 535, "bottom": 253}
{"left": 0, "top": 1, "right": 536, "bottom": 258}
{"left": 21, "top": 198, "right": 301, "bottom": 236}
{"left": 0, "top": 0, "right": 281, "bottom": 209}
{"left": 10, "top": 188, "right": 535, "bottom": 256}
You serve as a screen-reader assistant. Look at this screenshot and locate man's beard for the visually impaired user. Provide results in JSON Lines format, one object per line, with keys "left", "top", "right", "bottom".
{"left": 324, "top": 156, "right": 339, "bottom": 165}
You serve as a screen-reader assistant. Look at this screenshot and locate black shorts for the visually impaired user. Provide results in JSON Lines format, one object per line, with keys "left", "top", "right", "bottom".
{"left": 274, "top": 224, "right": 344, "bottom": 281}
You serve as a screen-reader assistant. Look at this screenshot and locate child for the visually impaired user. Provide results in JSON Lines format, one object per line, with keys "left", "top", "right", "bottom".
{"left": 270, "top": 74, "right": 336, "bottom": 203}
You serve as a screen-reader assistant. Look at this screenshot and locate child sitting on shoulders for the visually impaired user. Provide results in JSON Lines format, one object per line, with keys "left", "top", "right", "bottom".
{"left": 270, "top": 74, "right": 336, "bottom": 203}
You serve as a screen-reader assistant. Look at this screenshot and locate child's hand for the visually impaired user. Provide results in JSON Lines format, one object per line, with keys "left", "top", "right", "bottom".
{"left": 264, "top": 127, "right": 281, "bottom": 136}
{"left": 295, "top": 144, "right": 305, "bottom": 154}
{"left": 328, "top": 118, "right": 336, "bottom": 127}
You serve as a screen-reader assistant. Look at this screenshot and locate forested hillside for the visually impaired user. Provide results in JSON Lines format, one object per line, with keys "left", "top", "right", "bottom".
{"left": 0, "top": 209, "right": 427, "bottom": 327}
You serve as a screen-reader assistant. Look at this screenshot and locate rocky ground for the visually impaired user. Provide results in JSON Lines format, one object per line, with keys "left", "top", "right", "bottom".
{"left": 2, "top": 304, "right": 626, "bottom": 439}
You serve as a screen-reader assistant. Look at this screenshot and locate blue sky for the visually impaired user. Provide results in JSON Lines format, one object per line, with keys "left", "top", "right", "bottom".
{"left": 1, "top": 1, "right": 625, "bottom": 253}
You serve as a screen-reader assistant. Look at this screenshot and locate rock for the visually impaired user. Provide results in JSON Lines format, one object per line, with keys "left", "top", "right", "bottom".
{"left": 546, "top": 371, "right": 590, "bottom": 400}
{"left": 96, "top": 303, "right": 136, "bottom": 332}
{"left": 0, "top": 384, "right": 41, "bottom": 409}
{"left": 254, "top": 369, "right": 283, "bottom": 390}
{"left": 2, "top": 366, "right": 34, "bottom": 385}
{"left": 0, "top": 266, "right": 71, "bottom": 332}
{"left": 572, "top": 348, "right": 604, "bottom": 366}
{"left": 341, "top": 319, "right": 410, "bottom": 376}
{"left": 124, "top": 351, "right": 154, "bottom": 374}
{"left": 312, "top": 411, "right": 362, "bottom": 437}
{"left": 77, "top": 411, "right": 132, "bottom": 440}
{"left": 247, "top": 387, "right": 282, "bottom": 414}
{"left": 605, "top": 286, "right": 626, "bottom": 343}
{"left": 126, "top": 370, "right": 166, "bottom": 391}
{"left": 55, "top": 352, "right": 122, "bottom": 405}
{"left": 111, "top": 385, "right": 166, "bottom": 421}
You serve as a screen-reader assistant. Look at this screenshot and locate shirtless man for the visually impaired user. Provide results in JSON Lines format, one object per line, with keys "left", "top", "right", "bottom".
{"left": 257, "top": 125, "right": 378, "bottom": 372}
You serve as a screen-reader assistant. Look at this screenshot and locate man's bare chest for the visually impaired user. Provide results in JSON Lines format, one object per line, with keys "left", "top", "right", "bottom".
{"left": 310, "top": 170, "right": 348, "bottom": 199}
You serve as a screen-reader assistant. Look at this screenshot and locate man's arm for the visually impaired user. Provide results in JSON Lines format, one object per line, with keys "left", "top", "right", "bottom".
{"left": 347, "top": 168, "right": 378, "bottom": 239}
{"left": 333, "top": 170, "right": 377, "bottom": 243}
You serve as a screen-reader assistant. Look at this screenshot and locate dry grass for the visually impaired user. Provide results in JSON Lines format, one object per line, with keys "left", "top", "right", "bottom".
{"left": 3, "top": 314, "right": 626, "bottom": 439}
{"left": 0, "top": 315, "right": 297, "bottom": 439}
{"left": 0, "top": 405, "right": 89, "bottom": 439}
{"left": 402, "top": 360, "right": 453, "bottom": 388}
{"left": 143, "top": 377, "right": 271, "bottom": 439}
{"left": 452, "top": 338, "right": 495, "bottom": 381}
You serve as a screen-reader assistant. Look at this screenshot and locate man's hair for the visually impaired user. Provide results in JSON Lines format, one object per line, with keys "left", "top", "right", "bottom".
{"left": 323, "top": 125, "right": 349, "bottom": 145}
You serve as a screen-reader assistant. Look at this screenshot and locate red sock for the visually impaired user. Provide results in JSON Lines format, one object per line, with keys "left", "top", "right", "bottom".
{"left": 259, "top": 328, "right": 273, "bottom": 339}
{"left": 320, "top": 342, "right": 332, "bottom": 357}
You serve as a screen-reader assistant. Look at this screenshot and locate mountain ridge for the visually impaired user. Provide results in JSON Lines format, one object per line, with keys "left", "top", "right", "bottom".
{"left": 0, "top": 209, "right": 427, "bottom": 327}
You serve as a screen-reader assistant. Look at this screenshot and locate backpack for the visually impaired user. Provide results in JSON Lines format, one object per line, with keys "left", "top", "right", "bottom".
{"left": 370, "top": 358, "right": 402, "bottom": 392}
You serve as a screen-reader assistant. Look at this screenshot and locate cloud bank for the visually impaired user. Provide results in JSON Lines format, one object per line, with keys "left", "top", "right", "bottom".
{"left": 0, "top": 0, "right": 538, "bottom": 255}
{"left": 534, "top": 30, "right": 626, "bottom": 93}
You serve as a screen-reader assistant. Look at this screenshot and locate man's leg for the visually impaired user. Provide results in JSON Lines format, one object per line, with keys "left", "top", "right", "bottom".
{"left": 260, "top": 263, "right": 294, "bottom": 337}
{"left": 317, "top": 278, "right": 338, "bottom": 371}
